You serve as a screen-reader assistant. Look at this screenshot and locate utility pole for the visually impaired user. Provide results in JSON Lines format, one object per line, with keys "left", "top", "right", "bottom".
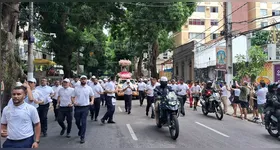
{"left": 224, "top": 2, "right": 233, "bottom": 85}
{"left": 0, "top": 2, "right": 3, "bottom": 148}
{"left": 27, "top": 2, "right": 34, "bottom": 80}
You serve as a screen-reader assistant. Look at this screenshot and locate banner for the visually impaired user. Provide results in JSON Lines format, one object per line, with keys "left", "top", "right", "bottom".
{"left": 216, "top": 46, "right": 227, "bottom": 69}
{"left": 274, "top": 64, "right": 280, "bottom": 82}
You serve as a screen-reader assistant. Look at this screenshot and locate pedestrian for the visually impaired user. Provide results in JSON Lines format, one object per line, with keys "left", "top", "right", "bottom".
{"left": 57, "top": 78, "right": 74, "bottom": 138}
{"left": 169, "top": 79, "right": 177, "bottom": 91}
{"left": 101, "top": 76, "right": 117, "bottom": 124}
{"left": 102, "top": 78, "right": 109, "bottom": 107}
{"left": 71, "top": 77, "right": 81, "bottom": 88}
{"left": 220, "top": 81, "right": 230, "bottom": 114}
{"left": 138, "top": 78, "right": 146, "bottom": 106}
{"left": 145, "top": 78, "right": 157, "bottom": 118}
{"left": 89, "top": 77, "right": 104, "bottom": 121}
{"left": 236, "top": 81, "right": 250, "bottom": 120}
{"left": 71, "top": 75, "right": 94, "bottom": 143}
{"left": 190, "top": 81, "right": 201, "bottom": 111}
{"left": 1, "top": 86, "right": 41, "bottom": 148}
{"left": 256, "top": 81, "right": 268, "bottom": 124}
{"left": 52, "top": 80, "right": 63, "bottom": 121}
{"left": 176, "top": 79, "right": 189, "bottom": 116}
{"left": 36, "top": 77, "right": 54, "bottom": 137}
{"left": 230, "top": 85, "right": 242, "bottom": 117}
{"left": 123, "top": 79, "right": 135, "bottom": 114}
{"left": 187, "top": 80, "right": 193, "bottom": 108}
{"left": 99, "top": 79, "right": 105, "bottom": 106}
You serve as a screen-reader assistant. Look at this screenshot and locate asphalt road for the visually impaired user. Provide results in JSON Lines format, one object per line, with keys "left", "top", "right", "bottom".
{"left": 3, "top": 99, "right": 280, "bottom": 148}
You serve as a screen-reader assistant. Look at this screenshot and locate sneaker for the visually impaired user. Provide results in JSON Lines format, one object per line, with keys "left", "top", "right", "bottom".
{"left": 80, "top": 138, "right": 85, "bottom": 144}
{"left": 66, "top": 133, "right": 71, "bottom": 138}
{"left": 101, "top": 119, "right": 105, "bottom": 124}
{"left": 107, "top": 121, "right": 116, "bottom": 124}
{"left": 60, "top": 129, "right": 65, "bottom": 136}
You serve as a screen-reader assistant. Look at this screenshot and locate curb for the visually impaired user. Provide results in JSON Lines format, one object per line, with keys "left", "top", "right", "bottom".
{"left": 185, "top": 101, "right": 261, "bottom": 124}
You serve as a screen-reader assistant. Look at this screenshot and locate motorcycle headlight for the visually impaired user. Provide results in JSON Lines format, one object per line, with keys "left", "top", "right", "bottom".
{"left": 168, "top": 101, "right": 177, "bottom": 105}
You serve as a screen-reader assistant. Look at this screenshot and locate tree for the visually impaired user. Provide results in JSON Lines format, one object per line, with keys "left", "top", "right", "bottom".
{"left": 234, "top": 46, "right": 267, "bottom": 82}
{"left": 110, "top": 2, "right": 196, "bottom": 78}
{"left": 251, "top": 31, "right": 269, "bottom": 46}
{"left": 1, "top": 2, "right": 22, "bottom": 108}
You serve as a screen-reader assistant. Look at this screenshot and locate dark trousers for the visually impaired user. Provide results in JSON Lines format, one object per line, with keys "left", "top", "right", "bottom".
{"left": 146, "top": 96, "right": 155, "bottom": 114}
{"left": 104, "top": 94, "right": 108, "bottom": 106}
{"left": 179, "top": 95, "right": 186, "bottom": 115}
{"left": 74, "top": 106, "right": 89, "bottom": 139}
{"left": 124, "top": 94, "right": 132, "bottom": 112}
{"left": 139, "top": 91, "right": 145, "bottom": 106}
{"left": 3, "top": 135, "right": 34, "bottom": 148}
{"left": 38, "top": 103, "right": 49, "bottom": 134}
{"left": 193, "top": 96, "right": 199, "bottom": 109}
{"left": 52, "top": 99, "right": 58, "bottom": 119}
{"left": 102, "top": 96, "right": 115, "bottom": 122}
{"left": 89, "top": 98, "right": 101, "bottom": 119}
{"left": 58, "top": 107, "right": 73, "bottom": 134}
{"left": 100, "top": 94, "right": 105, "bottom": 106}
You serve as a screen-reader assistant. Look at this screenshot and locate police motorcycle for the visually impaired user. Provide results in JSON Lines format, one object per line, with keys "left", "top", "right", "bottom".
{"left": 154, "top": 78, "right": 180, "bottom": 140}
{"left": 200, "top": 88, "right": 223, "bottom": 120}
{"left": 264, "top": 83, "right": 280, "bottom": 138}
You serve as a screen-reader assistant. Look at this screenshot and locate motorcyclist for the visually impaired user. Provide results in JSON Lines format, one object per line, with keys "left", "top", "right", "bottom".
{"left": 154, "top": 76, "right": 173, "bottom": 119}
{"left": 264, "top": 83, "right": 277, "bottom": 129}
{"left": 269, "top": 83, "right": 280, "bottom": 139}
{"left": 201, "top": 80, "right": 215, "bottom": 109}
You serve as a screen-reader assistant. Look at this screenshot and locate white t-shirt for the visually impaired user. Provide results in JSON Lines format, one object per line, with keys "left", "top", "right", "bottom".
{"left": 72, "top": 85, "right": 94, "bottom": 106}
{"left": 146, "top": 84, "right": 157, "bottom": 97}
{"left": 256, "top": 87, "right": 268, "bottom": 104}
{"left": 90, "top": 84, "right": 104, "bottom": 98}
{"left": 52, "top": 85, "right": 63, "bottom": 100}
{"left": 58, "top": 87, "right": 75, "bottom": 107}
{"left": 234, "top": 89, "right": 241, "bottom": 97}
{"left": 170, "top": 84, "right": 177, "bottom": 91}
{"left": 122, "top": 83, "right": 134, "bottom": 95}
{"left": 191, "top": 85, "right": 201, "bottom": 94}
{"left": 138, "top": 82, "right": 146, "bottom": 91}
{"left": 176, "top": 83, "right": 189, "bottom": 96}
{"left": 221, "top": 86, "right": 228, "bottom": 97}
{"left": 36, "top": 85, "right": 54, "bottom": 104}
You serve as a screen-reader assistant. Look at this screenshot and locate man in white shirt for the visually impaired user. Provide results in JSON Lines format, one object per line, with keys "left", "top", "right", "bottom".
{"left": 122, "top": 79, "right": 135, "bottom": 114}
{"left": 190, "top": 81, "right": 201, "bottom": 111}
{"left": 101, "top": 76, "right": 117, "bottom": 124}
{"left": 36, "top": 77, "right": 54, "bottom": 137}
{"left": 176, "top": 79, "right": 189, "bottom": 116}
{"left": 27, "top": 78, "right": 43, "bottom": 109}
{"left": 256, "top": 81, "right": 268, "bottom": 124}
{"left": 102, "top": 78, "right": 108, "bottom": 106}
{"left": 1, "top": 86, "right": 41, "bottom": 148}
{"left": 71, "top": 75, "right": 94, "bottom": 144}
{"left": 220, "top": 81, "right": 230, "bottom": 114}
{"left": 145, "top": 78, "right": 157, "bottom": 118}
{"left": 57, "top": 78, "right": 74, "bottom": 138}
{"left": 89, "top": 78, "right": 104, "bottom": 121}
{"left": 52, "top": 80, "right": 63, "bottom": 121}
{"left": 170, "top": 79, "right": 177, "bottom": 91}
{"left": 71, "top": 77, "right": 80, "bottom": 88}
{"left": 138, "top": 79, "right": 146, "bottom": 106}
{"left": 99, "top": 79, "right": 105, "bottom": 106}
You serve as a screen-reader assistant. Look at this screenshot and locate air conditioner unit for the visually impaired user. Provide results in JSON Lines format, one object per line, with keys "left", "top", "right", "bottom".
{"left": 267, "top": 44, "right": 276, "bottom": 60}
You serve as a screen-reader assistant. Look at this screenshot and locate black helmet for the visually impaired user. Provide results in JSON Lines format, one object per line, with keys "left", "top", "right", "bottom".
{"left": 268, "top": 83, "right": 278, "bottom": 93}
{"left": 206, "top": 81, "right": 212, "bottom": 88}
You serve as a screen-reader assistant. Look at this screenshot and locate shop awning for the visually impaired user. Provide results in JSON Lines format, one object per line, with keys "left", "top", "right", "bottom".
{"left": 34, "top": 59, "right": 56, "bottom": 65}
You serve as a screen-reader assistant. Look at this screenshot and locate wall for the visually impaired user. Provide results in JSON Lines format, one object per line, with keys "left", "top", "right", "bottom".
{"left": 232, "top": 2, "right": 249, "bottom": 32}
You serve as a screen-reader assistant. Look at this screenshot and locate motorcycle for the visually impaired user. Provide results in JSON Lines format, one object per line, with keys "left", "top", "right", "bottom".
{"left": 200, "top": 89, "right": 223, "bottom": 120}
{"left": 154, "top": 90, "right": 180, "bottom": 140}
{"left": 265, "top": 95, "right": 279, "bottom": 138}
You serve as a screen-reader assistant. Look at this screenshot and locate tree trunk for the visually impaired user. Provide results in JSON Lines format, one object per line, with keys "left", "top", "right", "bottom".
{"left": 151, "top": 39, "right": 159, "bottom": 79}
{"left": 1, "top": 2, "right": 21, "bottom": 109}
{"left": 137, "top": 54, "right": 143, "bottom": 78}
{"left": 63, "top": 54, "right": 72, "bottom": 78}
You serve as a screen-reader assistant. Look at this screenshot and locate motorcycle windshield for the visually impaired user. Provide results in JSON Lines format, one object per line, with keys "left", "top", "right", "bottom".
{"left": 166, "top": 92, "right": 178, "bottom": 100}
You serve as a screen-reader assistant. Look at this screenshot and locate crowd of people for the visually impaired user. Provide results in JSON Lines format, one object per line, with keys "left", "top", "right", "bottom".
{"left": 1, "top": 74, "right": 277, "bottom": 148}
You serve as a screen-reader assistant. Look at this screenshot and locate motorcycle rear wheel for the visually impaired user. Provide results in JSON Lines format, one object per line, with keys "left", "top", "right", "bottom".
{"left": 202, "top": 105, "right": 208, "bottom": 116}
{"left": 267, "top": 122, "right": 279, "bottom": 138}
{"left": 169, "top": 115, "right": 179, "bottom": 140}
{"left": 155, "top": 102, "right": 162, "bottom": 128}
{"left": 215, "top": 105, "right": 223, "bottom": 120}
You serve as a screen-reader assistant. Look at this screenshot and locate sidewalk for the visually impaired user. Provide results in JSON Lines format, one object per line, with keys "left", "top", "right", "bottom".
{"left": 185, "top": 99, "right": 261, "bottom": 124}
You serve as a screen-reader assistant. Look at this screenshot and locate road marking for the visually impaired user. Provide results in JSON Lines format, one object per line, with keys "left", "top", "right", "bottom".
{"left": 126, "top": 124, "right": 138, "bottom": 141}
{"left": 118, "top": 106, "right": 123, "bottom": 112}
{"left": 195, "top": 122, "right": 229, "bottom": 138}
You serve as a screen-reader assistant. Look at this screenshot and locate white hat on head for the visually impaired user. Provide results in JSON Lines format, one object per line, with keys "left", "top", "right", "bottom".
{"left": 28, "top": 78, "right": 37, "bottom": 83}
{"left": 103, "top": 78, "right": 108, "bottom": 81}
{"left": 80, "top": 75, "right": 87, "bottom": 79}
{"left": 16, "top": 82, "right": 23, "bottom": 86}
{"left": 91, "top": 76, "right": 96, "bottom": 79}
{"left": 63, "top": 78, "right": 70, "bottom": 83}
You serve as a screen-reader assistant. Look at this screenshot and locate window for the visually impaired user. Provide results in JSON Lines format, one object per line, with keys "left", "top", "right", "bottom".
{"left": 196, "top": 6, "right": 205, "bottom": 12}
{"left": 260, "top": 9, "right": 267, "bottom": 16}
{"left": 276, "top": 24, "right": 280, "bottom": 29}
{"left": 211, "top": 33, "right": 218, "bottom": 40}
{"left": 42, "top": 54, "right": 47, "bottom": 59}
{"left": 273, "top": 2, "right": 280, "bottom": 4}
{"left": 189, "top": 19, "right": 205, "bottom": 25}
{"left": 189, "top": 32, "right": 205, "bottom": 39}
{"left": 261, "top": 22, "right": 268, "bottom": 27}
{"left": 272, "top": 10, "right": 280, "bottom": 16}
{"left": 210, "top": 7, "right": 218, "bottom": 13}
{"left": 211, "top": 19, "right": 218, "bottom": 26}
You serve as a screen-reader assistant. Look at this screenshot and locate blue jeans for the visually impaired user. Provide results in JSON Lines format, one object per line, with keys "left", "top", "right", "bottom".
{"left": 3, "top": 135, "right": 34, "bottom": 148}
{"left": 102, "top": 96, "right": 115, "bottom": 122}
{"left": 74, "top": 106, "right": 89, "bottom": 139}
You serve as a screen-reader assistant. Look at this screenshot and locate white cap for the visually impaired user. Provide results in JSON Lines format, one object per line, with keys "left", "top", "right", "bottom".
{"left": 16, "top": 82, "right": 23, "bottom": 86}
{"left": 63, "top": 78, "right": 70, "bottom": 83}
{"left": 98, "top": 80, "right": 102, "bottom": 82}
{"left": 160, "top": 76, "right": 168, "bottom": 82}
{"left": 103, "top": 78, "right": 108, "bottom": 81}
{"left": 28, "top": 78, "right": 37, "bottom": 83}
{"left": 91, "top": 76, "right": 96, "bottom": 79}
{"left": 126, "top": 79, "right": 130, "bottom": 83}
{"left": 80, "top": 75, "right": 87, "bottom": 79}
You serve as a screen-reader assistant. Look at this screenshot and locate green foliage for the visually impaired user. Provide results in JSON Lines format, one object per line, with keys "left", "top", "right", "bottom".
{"left": 251, "top": 31, "right": 269, "bottom": 46}
{"left": 234, "top": 46, "right": 267, "bottom": 82}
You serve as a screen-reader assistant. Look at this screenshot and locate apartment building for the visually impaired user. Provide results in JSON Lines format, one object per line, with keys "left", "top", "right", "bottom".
{"left": 173, "top": 2, "right": 224, "bottom": 47}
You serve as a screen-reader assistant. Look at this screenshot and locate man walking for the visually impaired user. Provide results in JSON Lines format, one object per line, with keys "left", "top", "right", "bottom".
{"left": 36, "top": 77, "right": 54, "bottom": 137}
{"left": 89, "top": 77, "right": 104, "bottom": 121}
{"left": 57, "top": 78, "right": 74, "bottom": 138}
{"left": 52, "top": 80, "right": 63, "bottom": 121}
{"left": 101, "top": 76, "right": 117, "bottom": 124}
{"left": 1, "top": 86, "right": 41, "bottom": 148}
{"left": 191, "top": 81, "right": 201, "bottom": 111}
{"left": 122, "top": 79, "right": 135, "bottom": 114}
{"left": 176, "top": 79, "right": 189, "bottom": 116}
{"left": 145, "top": 78, "right": 157, "bottom": 118}
{"left": 71, "top": 75, "right": 94, "bottom": 143}
{"left": 138, "top": 79, "right": 146, "bottom": 106}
